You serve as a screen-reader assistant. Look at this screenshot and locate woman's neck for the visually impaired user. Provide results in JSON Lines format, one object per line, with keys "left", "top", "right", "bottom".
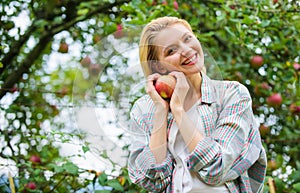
{"left": 184, "top": 73, "right": 202, "bottom": 110}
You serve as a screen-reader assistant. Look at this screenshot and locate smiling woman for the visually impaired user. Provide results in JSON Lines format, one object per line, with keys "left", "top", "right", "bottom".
{"left": 127, "top": 16, "right": 267, "bottom": 193}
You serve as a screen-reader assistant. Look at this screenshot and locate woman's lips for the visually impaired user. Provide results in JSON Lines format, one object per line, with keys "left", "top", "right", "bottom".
{"left": 182, "top": 54, "right": 197, "bottom": 66}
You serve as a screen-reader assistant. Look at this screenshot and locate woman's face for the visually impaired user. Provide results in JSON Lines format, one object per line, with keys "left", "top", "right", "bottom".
{"left": 153, "top": 23, "right": 205, "bottom": 75}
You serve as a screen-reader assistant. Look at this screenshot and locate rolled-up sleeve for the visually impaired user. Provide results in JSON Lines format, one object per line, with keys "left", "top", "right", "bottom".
{"left": 127, "top": 96, "right": 173, "bottom": 192}
{"left": 185, "top": 82, "right": 266, "bottom": 187}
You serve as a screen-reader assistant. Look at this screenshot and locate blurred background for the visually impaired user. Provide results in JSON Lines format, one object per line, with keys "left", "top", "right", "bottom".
{"left": 0, "top": 0, "right": 299, "bottom": 192}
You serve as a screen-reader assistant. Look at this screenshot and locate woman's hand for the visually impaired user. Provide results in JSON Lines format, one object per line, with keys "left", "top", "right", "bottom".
{"left": 169, "top": 71, "right": 189, "bottom": 113}
{"left": 146, "top": 73, "right": 169, "bottom": 113}
{"left": 146, "top": 73, "right": 170, "bottom": 163}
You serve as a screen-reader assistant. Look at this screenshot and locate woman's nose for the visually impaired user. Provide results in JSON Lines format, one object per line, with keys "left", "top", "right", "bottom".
{"left": 179, "top": 44, "right": 192, "bottom": 57}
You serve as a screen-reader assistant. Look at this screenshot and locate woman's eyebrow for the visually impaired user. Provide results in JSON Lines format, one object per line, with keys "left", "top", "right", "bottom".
{"left": 160, "top": 31, "right": 190, "bottom": 54}
{"left": 181, "top": 32, "right": 190, "bottom": 39}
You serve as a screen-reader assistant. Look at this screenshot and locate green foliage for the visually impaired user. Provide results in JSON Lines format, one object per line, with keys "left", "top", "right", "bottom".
{"left": 0, "top": 0, "right": 299, "bottom": 192}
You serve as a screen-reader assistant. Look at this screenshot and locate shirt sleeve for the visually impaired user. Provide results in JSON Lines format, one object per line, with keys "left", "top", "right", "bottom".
{"left": 185, "top": 82, "right": 266, "bottom": 186}
{"left": 127, "top": 97, "right": 173, "bottom": 192}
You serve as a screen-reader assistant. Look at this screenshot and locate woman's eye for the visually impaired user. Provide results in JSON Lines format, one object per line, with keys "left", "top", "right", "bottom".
{"left": 167, "top": 48, "right": 176, "bottom": 55}
{"left": 184, "top": 35, "right": 192, "bottom": 42}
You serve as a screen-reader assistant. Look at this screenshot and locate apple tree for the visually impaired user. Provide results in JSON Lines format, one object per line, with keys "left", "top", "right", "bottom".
{"left": 1, "top": 0, "right": 300, "bottom": 192}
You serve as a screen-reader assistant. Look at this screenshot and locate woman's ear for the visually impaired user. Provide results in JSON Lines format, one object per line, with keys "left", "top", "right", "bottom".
{"left": 150, "top": 61, "right": 168, "bottom": 74}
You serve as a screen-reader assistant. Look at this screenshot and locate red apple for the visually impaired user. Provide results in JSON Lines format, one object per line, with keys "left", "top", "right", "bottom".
{"left": 88, "top": 64, "right": 101, "bottom": 76}
{"left": 266, "top": 93, "right": 282, "bottom": 107}
{"left": 162, "top": 1, "right": 167, "bottom": 5}
{"left": 250, "top": 55, "right": 264, "bottom": 68}
{"left": 155, "top": 75, "right": 176, "bottom": 99}
{"left": 261, "top": 82, "right": 271, "bottom": 90}
{"left": 229, "top": 5, "right": 236, "bottom": 10}
{"left": 9, "top": 86, "right": 19, "bottom": 93}
{"left": 113, "top": 24, "right": 124, "bottom": 39}
{"left": 93, "top": 34, "right": 101, "bottom": 44}
{"left": 58, "top": 42, "right": 68, "bottom": 53}
{"left": 267, "top": 160, "right": 278, "bottom": 170}
{"left": 25, "top": 182, "right": 37, "bottom": 190}
{"left": 254, "top": 82, "right": 271, "bottom": 96}
{"left": 59, "top": 86, "right": 69, "bottom": 96}
{"left": 234, "top": 71, "right": 243, "bottom": 82}
{"left": 289, "top": 103, "right": 300, "bottom": 114}
{"left": 173, "top": 1, "right": 179, "bottom": 10}
{"left": 259, "top": 124, "right": 270, "bottom": 138}
{"left": 29, "top": 155, "right": 41, "bottom": 164}
{"left": 80, "top": 56, "right": 92, "bottom": 68}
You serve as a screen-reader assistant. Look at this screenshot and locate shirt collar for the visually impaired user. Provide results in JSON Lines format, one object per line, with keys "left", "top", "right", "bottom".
{"left": 200, "top": 73, "right": 217, "bottom": 104}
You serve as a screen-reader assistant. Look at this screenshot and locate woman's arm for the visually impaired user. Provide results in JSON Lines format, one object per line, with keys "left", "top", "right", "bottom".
{"left": 185, "top": 82, "right": 266, "bottom": 187}
{"left": 127, "top": 97, "right": 173, "bottom": 192}
{"left": 149, "top": 106, "right": 168, "bottom": 163}
{"left": 169, "top": 71, "right": 204, "bottom": 152}
{"left": 127, "top": 73, "right": 174, "bottom": 192}
{"left": 146, "top": 73, "right": 170, "bottom": 163}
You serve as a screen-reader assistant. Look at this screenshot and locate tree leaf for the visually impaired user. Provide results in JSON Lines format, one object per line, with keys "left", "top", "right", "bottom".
{"left": 107, "top": 179, "right": 124, "bottom": 191}
{"left": 63, "top": 162, "right": 79, "bottom": 175}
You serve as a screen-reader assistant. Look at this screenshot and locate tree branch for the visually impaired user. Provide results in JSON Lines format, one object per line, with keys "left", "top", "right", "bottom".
{"left": 0, "top": 23, "right": 37, "bottom": 75}
{"left": 0, "top": 0, "right": 131, "bottom": 99}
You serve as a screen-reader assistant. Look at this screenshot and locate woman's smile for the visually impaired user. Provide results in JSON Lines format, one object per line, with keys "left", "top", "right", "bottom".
{"left": 182, "top": 53, "right": 198, "bottom": 66}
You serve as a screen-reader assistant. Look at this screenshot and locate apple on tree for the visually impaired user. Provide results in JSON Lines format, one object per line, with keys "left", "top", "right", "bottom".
{"left": 254, "top": 82, "right": 271, "bottom": 96}
{"left": 162, "top": 1, "right": 167, "bottom": 5}
{"left": 9, "top": 86, "right": 19, "bottom": 93}
{"left": 259, "top": 124, "right": 270, "bottom": 138}
{"left": 113, "top": 24, "right": 124, "bottom": 39}
{"left": 250, "top": 55, "right": 264, "bottom": 68}
{"left": 58, "top": 41, "right": 69, "bottom": 53}
{"left": 173, "top": 1, "right": 179, "bottom": 10}
{"left": 266, "top": 93, "right": 282, "bottom": 107}
{"left": 92, "top": 34, "right": 101, "bottom": 44}
{"left": 80, "top": 56, "right": 92, "bottom": 68}
{"left": 155, "top": 75, "right": 176, "bottom": 99}
{"left": 267, "top": 160, "right": 278, "bottom": 170}
{"left": 25, "top": 182, "right": 37, "bottom": 190}
{"left": 88, "top": 63, "right": 101, "bottom": 76}
{"left": 29, "top": 155, "right": 41, "bottom": 164}
{"left": 289, "top": 103, "right": 300, "bottom": 114}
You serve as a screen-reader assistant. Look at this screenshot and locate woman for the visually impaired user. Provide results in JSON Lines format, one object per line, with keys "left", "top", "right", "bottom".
{"left": 127, "top": 16, "right": 267, "bottom": 193}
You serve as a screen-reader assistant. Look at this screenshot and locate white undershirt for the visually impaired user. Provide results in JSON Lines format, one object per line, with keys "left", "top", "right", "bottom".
{"left": 167, "top": 100, "right": 229, "bottom": 193}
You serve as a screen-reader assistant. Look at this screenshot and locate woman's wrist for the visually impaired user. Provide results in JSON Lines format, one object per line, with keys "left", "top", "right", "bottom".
{"left": 155, "top": 104, "right": 169, "bottom": 116}
{"left": 171, "top": 106, "right": 184, "bottom": 117}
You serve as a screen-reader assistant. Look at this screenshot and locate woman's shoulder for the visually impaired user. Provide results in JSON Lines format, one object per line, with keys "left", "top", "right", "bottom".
{"left": 131, "top": 94, "right": 154, "bottom": 113}
{"left": 133, "top": 94, "right": 152, "bottom": 106}
{"left": 209, "top": 77, "right": 251, "bottom": 99}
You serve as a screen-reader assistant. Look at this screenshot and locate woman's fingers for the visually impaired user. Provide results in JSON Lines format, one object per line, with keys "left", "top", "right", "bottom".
{"left": 168, "top": 71, "right": 189, "bottom": 111}
{"left": 169, "top": 71, "right": 189, "bottom": 96}
{"left": 146, "top": 73, "right": 169, "bottom": 110}
{"left": 146, "top": 73, "right": 160, "bottom": 94}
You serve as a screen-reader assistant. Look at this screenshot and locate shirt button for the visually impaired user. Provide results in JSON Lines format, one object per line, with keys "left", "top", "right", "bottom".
{"left": 178, "top": 165, "right": 182, "bottom": 169}
{"left": 186, "top": 162, "right": 190, "bottom": 167}
{"left": 176, "top": 189, "right": 180, "bottom": 192}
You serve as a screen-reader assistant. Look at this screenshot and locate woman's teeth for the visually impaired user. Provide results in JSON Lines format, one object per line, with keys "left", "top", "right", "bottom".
{"left": 183, "top": 55, "right": 196, "bottom": 65}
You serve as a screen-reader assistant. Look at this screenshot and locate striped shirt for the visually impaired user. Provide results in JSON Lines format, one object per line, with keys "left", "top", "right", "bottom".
{"left": 128, "top": 73, "right": 267, "bottom": 193}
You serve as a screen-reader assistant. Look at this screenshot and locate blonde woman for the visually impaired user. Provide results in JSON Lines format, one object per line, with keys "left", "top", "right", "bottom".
{"left": 128, "top": 16, "right": 267, "bottom": 193}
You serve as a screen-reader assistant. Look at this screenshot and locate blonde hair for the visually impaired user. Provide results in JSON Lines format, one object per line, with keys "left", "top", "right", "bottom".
{"left": 139, "top": 16, "right": 193, "bottom": 77}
